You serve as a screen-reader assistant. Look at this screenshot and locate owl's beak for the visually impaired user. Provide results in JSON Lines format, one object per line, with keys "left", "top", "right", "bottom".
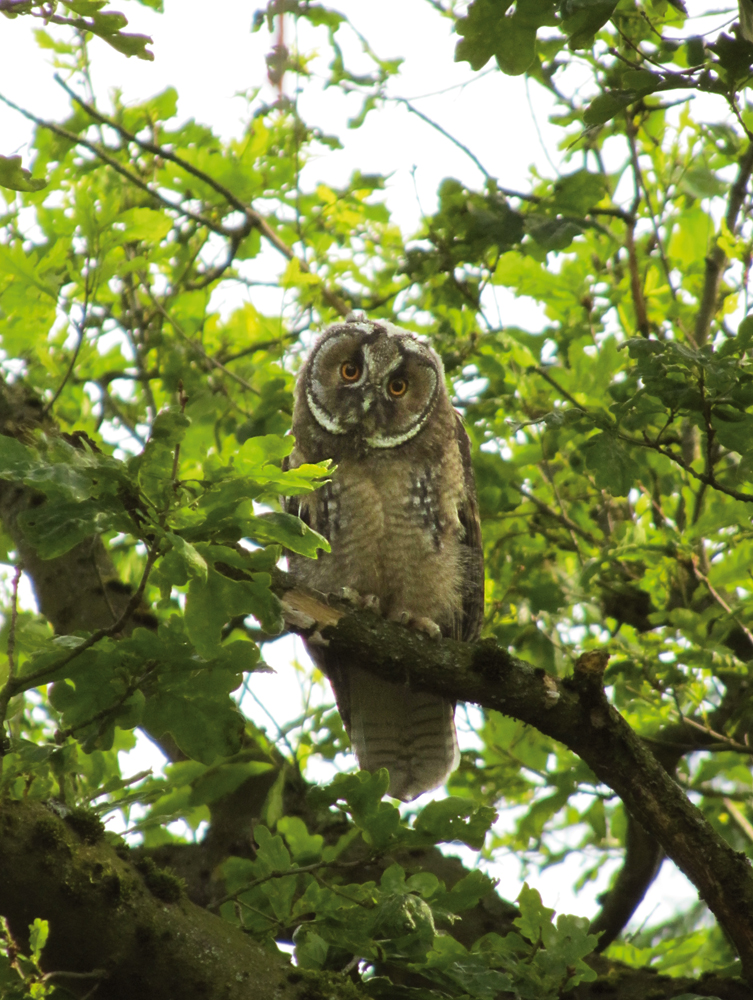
{"left": 358, "top": 388, "right": 379, "bottom": 434}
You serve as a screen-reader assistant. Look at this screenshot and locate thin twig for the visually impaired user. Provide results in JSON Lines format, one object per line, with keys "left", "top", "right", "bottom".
{"left": 625, "top": 117, "right": 650, "bottom": 336}
{"left": 0, "top": 548, "right": 158, "bottom": 727}
{"left": 219, "top": 331, "right": 300, "bottom": 364}
{"left": 391, "top": 96, "right": 491, "bottom": 180}
{"left": 680, "top": 716, "right": 753, "bottom": 757}
{"left": 543, "top": 462, "right": 585, "bottom": 563}
{"left": 142, "top": 285, "right": 262, "bottom": 397}
{"left": 209, "top": 858, "right": 361, "bottom": 910}
{"left": 55, "top": 75, "right": 263, "bottom": 223}
{"left": 51, "top": 77, "right": 350, "bottom": 315}
{"left": 89, "top": 540, "right": 118, "bottom": 624}
{"left": 514, "top": 484, "right": 598, "bottom": 545}
{"left": 84, "top": 769, "right": 153, "bottom": 804}
{"left": 526, "top": 76, "right": 560, "bottom": 177}
{"left": 6, "top": 563, "right": 23, "bottom": 683}
{"left": 40, "top": 969, "right": 106, "bottom": 985}
{"left": 690, "top": 554, "right": 753, "bottom": 649}
{"left": 242, "top": 685, "right": 300, "bottom": 770}
{"left": 618, "top": 431, "right": 753, "bottom": 504}
{"left": 724, "top": 797, "right": 753, "bottom": 842}
{"left": 43, "top": 316, "right": 87, "bottom": 417}
{"left": 0, "top": 92, "right": 235, "bottom": 238}
{"left": 629, "top": 124, "right": 677, "bottom": 302}
{"left": 55, "top": 74, "right": 290, "bottom": 261}
{"left": 529, "top": 366, "right": 584, "bottom": 410}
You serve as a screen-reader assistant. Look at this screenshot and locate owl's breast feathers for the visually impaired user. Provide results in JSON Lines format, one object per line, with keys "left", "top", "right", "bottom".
{"left": 289, "top": 443, "right": 468, "bottom": 633}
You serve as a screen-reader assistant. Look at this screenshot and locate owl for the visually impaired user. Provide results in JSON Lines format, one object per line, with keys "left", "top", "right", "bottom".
{"left": 285, "top": 316, "right": 484, "bottom": 801}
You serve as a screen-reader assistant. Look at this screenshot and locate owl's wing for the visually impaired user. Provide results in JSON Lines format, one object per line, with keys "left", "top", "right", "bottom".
{"left": 454, "top": 411, "right": 485, "bottom": 643}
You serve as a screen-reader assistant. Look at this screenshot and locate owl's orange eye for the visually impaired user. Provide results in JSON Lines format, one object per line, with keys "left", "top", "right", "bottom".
{"left": 388, "top": 377, "right": 408, "bottom": 397}
{"left": 341, "top": 360, "right": 361, "bottom": 381}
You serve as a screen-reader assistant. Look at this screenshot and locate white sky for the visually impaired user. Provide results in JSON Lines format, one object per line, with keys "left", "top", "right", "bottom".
{"left": 0, "top": 0, "right": 712, "bottom": 934}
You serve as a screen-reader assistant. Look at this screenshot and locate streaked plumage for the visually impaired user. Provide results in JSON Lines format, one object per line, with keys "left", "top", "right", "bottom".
{"left": 285, "top": 316, "right": 483, "bottom": 800}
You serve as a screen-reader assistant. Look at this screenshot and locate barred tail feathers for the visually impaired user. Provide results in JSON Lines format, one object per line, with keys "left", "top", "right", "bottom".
{"left": 345, "top": 666, "right": 459, "bottom": 801}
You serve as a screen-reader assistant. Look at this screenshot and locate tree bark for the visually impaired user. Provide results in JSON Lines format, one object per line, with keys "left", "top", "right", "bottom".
{"left": 0, "top": 799, "right": 317, "bottom": 1000}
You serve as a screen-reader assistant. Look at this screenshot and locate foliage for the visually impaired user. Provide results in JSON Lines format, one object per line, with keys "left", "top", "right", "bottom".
{"left": 0, "top": 0, "right": 752, "bottom": 995}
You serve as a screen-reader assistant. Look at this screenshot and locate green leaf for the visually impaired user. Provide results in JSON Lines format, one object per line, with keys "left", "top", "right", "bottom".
{"left": 189, "top": 760, "right": 275, "bottom": 806}
{"left": 28, "top": 917, "right": 49, "bottom": 963}
{"left": 62, "top": 1, "right": 109, "bottom": 14}
{"left": 560, "top": 0, "right": 618, "bottom": 48}
{"left": 527, "top": 216, "right": 585, "bottom": 251}
{"left": 277, "top": 815, "right": 324, "bottom": 864}
{"left": 18, "top": 498, "right": 117, "bottom": 558}
{"left": 621, "top": 69, "right": 662, "bottom": 92}
{"left": 668, "top": 207, "right": 712, "bottom": 268}
{"left": 142, "top": 680, "right": 245, "bottom": 765}
{"left": 0, "top": 155, "right": 47, "bottom": 193}
{"left": 583, "top": 90, "right": 637, "bottom": 125}
{"left": 93, "top": 25, "right": 154, "bottom": 61}
{"left": 185, "top": 559, "right": 281, "bottom": 657}
{"left": 414, "top": 797, "right": 497, "bottom": 849}
{"left": 0, "top": 436, "right": 38, "bottom": 480}
{"left": 455, "top": 0, "right": 557, "bottom": 75}
{"left": 254, "top": 823, "right": 292, "bottom": 873}
{"left": 515, "top": 883, "right": 555, "bottom": 943}
{"left": 550, "top": 170, "right": 609, "bottom": 214}
{"left": 309, "top": 770, "right": 402, "bottom": 849}
{"left": 166, "top": 533, "right": 208, "bottom": 583}
{"left": 238, "top": 509, "right": 330, "bottom": 557}
{"left": 439, "top": 869, "right": 496, "bottom": 913}
{"left": 580, "top": 432, "right": 640, "bottom": 496}
{"left": 116, "top": 207, "right": 173, "bottom": 242}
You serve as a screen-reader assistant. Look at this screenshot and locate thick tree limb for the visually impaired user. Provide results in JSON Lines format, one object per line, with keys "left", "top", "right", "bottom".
{"left": 588, "top": 817, "right": 664, "bottom": 949}
{"left": 0, "top": 799, "right": 309, "bottom": 1000}
{"left": 277, "top": 576, "right": 753, "bottom": 984}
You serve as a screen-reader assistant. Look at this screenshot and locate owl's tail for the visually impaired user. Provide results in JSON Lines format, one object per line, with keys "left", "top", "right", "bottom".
{"left": 345, "top": 666, "right": 460, "bottom": 801}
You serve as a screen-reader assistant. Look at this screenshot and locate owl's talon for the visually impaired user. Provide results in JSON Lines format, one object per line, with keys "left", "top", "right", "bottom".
{"left": 397, "top": 611, "right": 442, "bottom": 640}
{"left": 337, "top": 588, "right": 381, "bottom": 614}
{"left": 416, "top": 617, "right": 442, "bottom": 640}
{"left": 339, "top": 586, "right": 361, "bottom": 605}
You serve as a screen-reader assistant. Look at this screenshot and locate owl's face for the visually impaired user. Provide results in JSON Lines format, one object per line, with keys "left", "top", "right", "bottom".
{"left": 301, "top": 319, "right": 444, "bottom": 448}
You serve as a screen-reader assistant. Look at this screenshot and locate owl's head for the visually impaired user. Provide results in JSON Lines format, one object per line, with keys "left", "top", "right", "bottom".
{"left": 299, "top": 317, "right": 446, "bottom": 448}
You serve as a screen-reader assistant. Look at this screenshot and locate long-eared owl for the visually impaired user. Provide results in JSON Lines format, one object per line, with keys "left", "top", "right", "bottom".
{"left": 285, "top": 316, "right": 484, "bottom": 801}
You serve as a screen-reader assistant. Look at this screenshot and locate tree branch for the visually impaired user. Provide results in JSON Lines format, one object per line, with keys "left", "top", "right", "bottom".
{"left": 0, "top": 799, "right": 307, "bottom": 1000}
{"left": 694, "top": 141, "right": 753, "bottom": 347}
{"left": 617, "top": 431, "right": 753, "bottom": 504}
{"left": 0, "top": 92, "right": 350, "bottom": 317}
{"left": 276, "top": 575, "right": 753, "bottom": 983}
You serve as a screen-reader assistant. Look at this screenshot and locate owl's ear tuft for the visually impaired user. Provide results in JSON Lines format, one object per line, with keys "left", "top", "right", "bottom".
{"left": 345, "top": 310, "right": 367, "bottom": 324}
